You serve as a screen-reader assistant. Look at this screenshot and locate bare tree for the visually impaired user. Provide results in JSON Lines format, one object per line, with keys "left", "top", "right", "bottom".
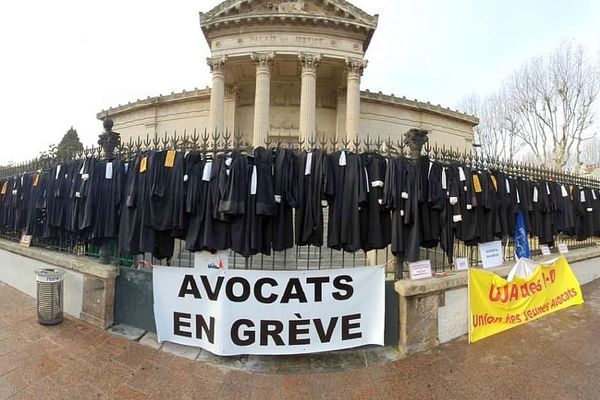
{"left": 459, "top": 91, "right": 521, "bottom": 161}
{"left": 506, "top": 42, "right": 599, "bottom": 169}
{"left": 461, "top": 42, "right": 599, "bottom": 169}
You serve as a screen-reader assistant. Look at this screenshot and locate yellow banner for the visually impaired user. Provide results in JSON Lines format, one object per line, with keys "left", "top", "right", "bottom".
{"left": 469, "top": 256, "right": 584, "bottom": 343}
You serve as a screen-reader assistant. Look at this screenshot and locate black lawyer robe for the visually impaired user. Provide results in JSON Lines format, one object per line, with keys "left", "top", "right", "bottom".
{"left": 25, "top": 171, "right": 47, "bottom": 237}
{"left": 295, "top": 149, "right": 332, "bottom": 247}
{"left": 272, "top": 148, "right": 299, "bottom": 252}
{"left": 119, "top": 152, "right": 174, "bottom": 260}
{"left": 202, "top": 155, "right": 231, "bottom": 252}
{"left": 89, "top": 159, "right": 124, "bottom": 241}
{"left": 327, "top": 151, "right": 367, "bottom": 253}
{"left": 384, "top": 156, "right": 420, "bottom": 261}
{"left": 184, "top": 158, "right": 209, "bottom": 252}
{"left": 219, "top": 149, "right": 274, "bottom": 257}
{"left": 455, "top": 166, "right": 478, "bottom": 244}
{"left": 360, "top": 152, "right": 391, "bottom": 252}
{"left": 148, "top": 151, "right": 185, "bottom": 234}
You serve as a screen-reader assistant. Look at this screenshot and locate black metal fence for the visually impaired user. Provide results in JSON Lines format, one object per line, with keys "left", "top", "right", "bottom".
{"left": 1, "top": 129, "right": 599, "bottom": 279}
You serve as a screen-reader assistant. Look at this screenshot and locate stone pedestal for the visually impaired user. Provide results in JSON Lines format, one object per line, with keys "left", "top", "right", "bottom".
{"left": 252, "top": 52, "right": 274, "bottom": 147}
{"left": 404, "top": 128, "right": 429, "bottom": 159}
{"left": 80, "top": 275, "right": 117, "bottom": 328}
{"left": 397, "top": 292, "right": 442, "bottom": 356}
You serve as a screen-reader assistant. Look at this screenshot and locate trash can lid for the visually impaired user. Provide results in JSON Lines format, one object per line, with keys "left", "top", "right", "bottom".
{"left": 35, "top": 268, "right": 65, "bottom": 282}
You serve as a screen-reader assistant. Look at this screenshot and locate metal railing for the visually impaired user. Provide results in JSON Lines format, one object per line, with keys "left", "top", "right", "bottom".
{"left": 1, "top": 130, "right": 599, "bottom": 280}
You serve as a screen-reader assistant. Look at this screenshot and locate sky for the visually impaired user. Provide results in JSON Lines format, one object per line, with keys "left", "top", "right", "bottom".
{"left": 0, "top": 0, "right": 599, "bottom": 165}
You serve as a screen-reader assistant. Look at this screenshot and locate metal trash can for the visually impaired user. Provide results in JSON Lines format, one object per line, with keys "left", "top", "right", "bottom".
{"left": 35, "top": 268, "right": 65, "bottom": 325}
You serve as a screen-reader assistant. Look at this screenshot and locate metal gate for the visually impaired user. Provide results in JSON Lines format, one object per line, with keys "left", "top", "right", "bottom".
{"left": 114, "top": 266, "right": 156, "bottom": 333}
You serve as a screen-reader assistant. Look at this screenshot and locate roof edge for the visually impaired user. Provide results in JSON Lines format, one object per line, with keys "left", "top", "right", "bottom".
{"left": 96, "top": 87, "right": 479, "bottom": 126}
{"left": 201, "top": 0, "right": 378, "bottom": 28}
{"left": 96, "top": 88, "right": 211, "bottom": 119}
{"left": 361, "top": 90, "right": 479, "bottom": 125}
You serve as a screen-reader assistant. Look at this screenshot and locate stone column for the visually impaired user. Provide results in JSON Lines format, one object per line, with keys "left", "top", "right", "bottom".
{"left": 298, "top": 52, "right": 320, "bottom": 144}
{"left": 251, "top": 52, "right": 274, "bottom": 148}
{"left": 335, "top": 87, "right": 347, "bottom": 141}
{"left": 345, "top": 58, "right": 368, "bottom": 141}
{"left": 224, "top": 86, "right": 239, "bottom": 135}
{"left": 207, "top": 56, "right": 227, "bottom": 135}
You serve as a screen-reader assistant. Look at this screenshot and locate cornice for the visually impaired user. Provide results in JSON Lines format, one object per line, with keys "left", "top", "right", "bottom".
{"left": 96, "top": 87, "right": 479, "bottom": 127}
{"left": 200, "top": 13, "right": 377, "bottom": 31}
{"left": 200, "top": 0, "right": 378, "bottom": 28}
{"left": 360, "top": 90, "right": 479, "bottom": 126}
{"left": 96, "top": 88, "right": 211, "bottom": 119}
{"left": 199, "top": 0, "right": 378, "bottom": 51}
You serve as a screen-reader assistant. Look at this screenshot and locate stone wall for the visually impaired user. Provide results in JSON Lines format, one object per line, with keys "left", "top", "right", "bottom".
{"left": 0, "top": 240, "right": 119, "bottom": 329}
{"left": 0, "top": 249, "right": 84, "bottom": 320}
{"left": 395, "top": 247, "right": 600, "bottom": 357}
{"left": 103, "top": 89, "right": 476, "bottom": 150}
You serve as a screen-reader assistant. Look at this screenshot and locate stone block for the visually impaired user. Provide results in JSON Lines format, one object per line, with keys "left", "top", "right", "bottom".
{"left": 398, "top": 292, "right": 441, "bottom": 357}
{"left": 109, "top": 324, "right": 146, "bottom": 341}
{"left": 139, "top": 332, "right": 163, "bottom": 350}
{"left": 80, "top": 275, "right": 116, "bottom": 329}
{"left": 162, "top": 342, "right": 201, "bottom": 360}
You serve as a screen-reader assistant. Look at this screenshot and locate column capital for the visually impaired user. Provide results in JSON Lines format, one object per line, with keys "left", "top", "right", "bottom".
{"left": 207, "top": 56, "right": 228, "bottom": 73}
{"left": 345, "top": 58, "right": 368, "bottom": 78}
{"left": 251, "top": 52, "right": 275, "bottom": 71}
{"left": 225, "top": 85, "right": 240, "bottom": 99}
{"left": 299, "top": 52, "right": 321, "bottom": 72}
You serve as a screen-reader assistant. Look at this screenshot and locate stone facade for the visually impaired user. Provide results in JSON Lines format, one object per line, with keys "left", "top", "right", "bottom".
{"left": 99, "top": 89, "right": 477, "bottom": 150}
{"left": 97, "top": 0, "right": 478, "bottom": 150}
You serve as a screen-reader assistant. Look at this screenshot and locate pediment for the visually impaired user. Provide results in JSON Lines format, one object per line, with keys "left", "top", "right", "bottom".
{"left": 200, "top": 0, "right": 378, "bottom": 29}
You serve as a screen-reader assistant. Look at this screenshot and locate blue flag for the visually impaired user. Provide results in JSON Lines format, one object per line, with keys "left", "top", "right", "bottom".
{"left": 514, "top": 211, "right": 531, "bottom": 259}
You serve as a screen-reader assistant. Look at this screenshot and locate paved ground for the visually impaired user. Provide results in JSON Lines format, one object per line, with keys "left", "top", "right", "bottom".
{"left": 1, "top": 279, "right": 600, "bottom": 400}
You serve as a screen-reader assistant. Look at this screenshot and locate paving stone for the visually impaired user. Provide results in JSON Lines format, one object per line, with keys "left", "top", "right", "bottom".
{"left": 162, "top": 341, "right": 201, "bottom": 360}
{"left": 138, "top": 332, "right": 163, "bottom": 350}
{"left": 364, "top": 346, "right": 401, "bottom": 367}
{"left": 195, "top": 348, "right": 249, "bottom": 369}
{"left": 1, "top": 277, "right": 600, "bottom": 398}
{"left": 109, "top": 323, "right": 146, "bottom": 341}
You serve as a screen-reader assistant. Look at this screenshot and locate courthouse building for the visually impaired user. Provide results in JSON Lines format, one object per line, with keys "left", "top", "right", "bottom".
{"left": 97, "top": 0, "right": 478, "bottom": 149}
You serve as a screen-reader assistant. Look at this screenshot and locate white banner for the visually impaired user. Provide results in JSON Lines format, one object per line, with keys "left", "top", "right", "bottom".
{"left": 153, "top": 266, "right": 385, "bottom": 356}
{"left": 193, "top": 250, "right": 229, "bottom": 269}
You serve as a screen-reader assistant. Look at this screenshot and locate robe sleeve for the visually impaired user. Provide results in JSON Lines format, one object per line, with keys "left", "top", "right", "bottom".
{"left": 116, "top": 159, "right": 124, "bottom": 208}
{"left": 219, "top": 156, "right": 246, "bottom": 215}
{"left": 372, "top": 156, "right": 387, "bottom": 205}
{"left": 449, "top": 166, "right": 462, "bottom": 222}
{"left": 358, "top": 156, "right": 368, "bottom": 206}
{"left": 151, "top": 152, "right": 166, "bottom": 198}
{"left": 185, "top": 163, "right": 200, "bottom": 215}
{"left": 383, "top": 158, "right": 396, "bottom": 210}
{"left": 323, "top": 152, "right": 335, "bottom": 203}
{"left": 126, "top": 158, "right": 140, "bottom": 209}
{"left": 403, "top": 163, "right": 415, "bottom": 225}
{"left": 286, "top": 151, "right": 300, "bottom": 208}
